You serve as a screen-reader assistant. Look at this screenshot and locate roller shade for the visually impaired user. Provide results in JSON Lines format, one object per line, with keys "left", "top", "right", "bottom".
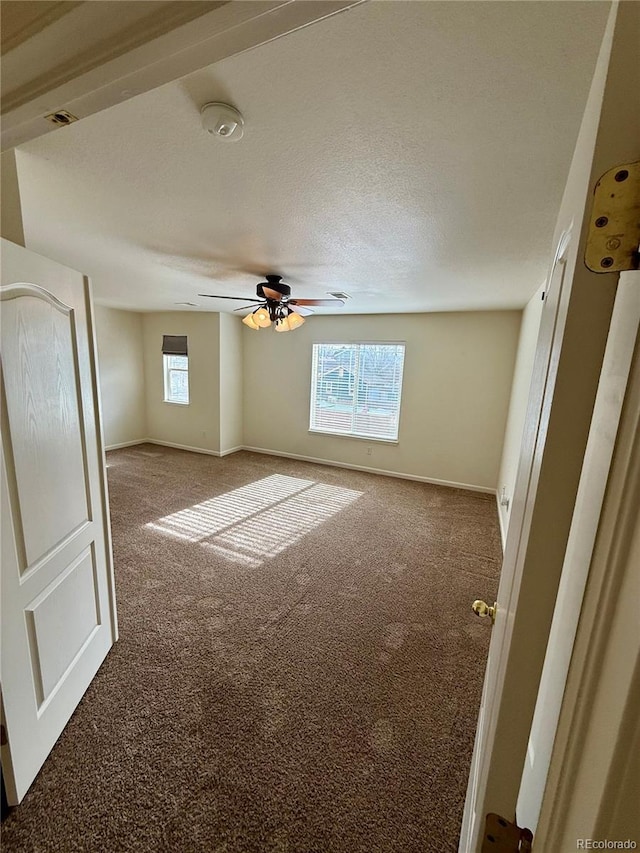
{"left": 162, "top": 335, "right": 188, "bottom": 356}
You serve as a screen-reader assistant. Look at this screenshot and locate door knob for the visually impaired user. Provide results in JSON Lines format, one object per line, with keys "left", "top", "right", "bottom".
{"left": 472, "top": 599, "right": 497, "bottom": 624}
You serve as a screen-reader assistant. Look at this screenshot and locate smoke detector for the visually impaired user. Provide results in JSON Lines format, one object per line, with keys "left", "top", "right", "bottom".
{"left": 200, "top": 102, "right": 244, "bottom": 141}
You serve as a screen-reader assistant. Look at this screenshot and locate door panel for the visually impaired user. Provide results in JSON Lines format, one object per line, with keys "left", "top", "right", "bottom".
{"left": 1, "top": 288, "right": 90, "bottom": 569}
{"left": 1, "top": 239, "right": 117, "bottom": 805}
{"left": 27, "top": 547, "right": 101, "bottom": 705}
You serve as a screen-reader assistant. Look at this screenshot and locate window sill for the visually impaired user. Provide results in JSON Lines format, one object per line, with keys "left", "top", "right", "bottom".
{"left": 163, "top": 400, "right": 190, "bottom": 406}
{"left": 308, "top": 429, "right": 398, "bottom": 445}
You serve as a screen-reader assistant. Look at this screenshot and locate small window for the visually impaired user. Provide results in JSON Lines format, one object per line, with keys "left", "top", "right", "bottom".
{"left": 163, "top": 354, "right": 189, "bottom": 404}
{"left": 310, "top": 343, "right": 405, "bottom": 441}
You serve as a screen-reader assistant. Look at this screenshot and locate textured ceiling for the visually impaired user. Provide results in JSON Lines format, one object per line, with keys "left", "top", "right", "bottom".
{"left": 16, "top": 1, "right": 610, "bottom": 314}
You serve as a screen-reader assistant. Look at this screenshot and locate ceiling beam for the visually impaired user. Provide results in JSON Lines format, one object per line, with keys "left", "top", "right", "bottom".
{"left": 1, "top": 0, "right": 364, "bottom": 152}
{"left": 1, "top": 1, "right": 82, "bottom": 54}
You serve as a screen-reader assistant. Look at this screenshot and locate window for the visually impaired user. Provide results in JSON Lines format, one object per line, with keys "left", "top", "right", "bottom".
{"left": 310, "top": 343, "right": 405, "bottom": 441}
{"left": 162, "top": 335, "right": 189, "bottom": 404}
{"left": 163, "top": 355, "right": 189, "bottom": 404}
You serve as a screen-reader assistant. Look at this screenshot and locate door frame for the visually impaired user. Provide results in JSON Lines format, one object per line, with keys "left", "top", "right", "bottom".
{"left": 516, "top": 273, "right": 640, "bottom": 833}
{"left": 85, "top": 279, "right": 119, "bottom": 644}
{"left": 458, "top": 222, "right": 577, "bottom": 851}
{"left": 534, "top": 281, "right": 640, "bottom": 846}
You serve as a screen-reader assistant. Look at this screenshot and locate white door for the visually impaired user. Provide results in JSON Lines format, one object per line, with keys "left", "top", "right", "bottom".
{"left": 459, "top": 229, "right": 573, "bottom": 850}
{"left": 0, "top": 238, "right": 117, "bottom": 804}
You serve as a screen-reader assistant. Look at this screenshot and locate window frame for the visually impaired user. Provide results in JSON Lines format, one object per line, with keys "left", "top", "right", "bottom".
{"left": 163, "top": 353, "right": 190, "bottom": 405}
{"left": 308, "top": 341, "right": 406, "bottom": 443}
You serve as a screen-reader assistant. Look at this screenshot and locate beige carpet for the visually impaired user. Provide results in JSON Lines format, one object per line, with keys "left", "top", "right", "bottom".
{"left": 2, "top": 445, "right": 502, "bottom": 852}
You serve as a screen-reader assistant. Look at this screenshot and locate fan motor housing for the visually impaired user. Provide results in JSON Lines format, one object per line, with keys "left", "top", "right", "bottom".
{"left": 257, "top": 275, "right": 290, "bottom": 299}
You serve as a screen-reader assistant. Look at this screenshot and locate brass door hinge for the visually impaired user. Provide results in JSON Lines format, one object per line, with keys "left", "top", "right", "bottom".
{"left": 585, "top": 161, "right": 640, "bottom": 273}
{"left": 481, "top": 813, "right": 533, "bottom": 852}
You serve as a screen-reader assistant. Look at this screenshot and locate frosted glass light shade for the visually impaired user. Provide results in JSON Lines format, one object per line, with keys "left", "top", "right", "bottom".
{"left": 254, "top": 307, "right": 271, "bottom": 328}
{"left": 242, "top": 313, "right": 260, "bottom": 330}
{"left": 275, "top": 316, "right": 291, "bottom": 332}
{"left": 287, "top": 312, "right": 305, "bottom": 330}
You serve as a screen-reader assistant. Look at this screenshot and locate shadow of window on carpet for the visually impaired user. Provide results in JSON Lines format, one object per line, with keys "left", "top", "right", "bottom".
{"left": 146, "top": 474, "right": 363, "bottom": 566}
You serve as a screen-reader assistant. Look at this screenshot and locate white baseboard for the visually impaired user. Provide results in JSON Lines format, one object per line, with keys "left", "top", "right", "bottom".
{"left": 145, "top": 439, "right": 221, "bottom": 456}
{"left": 107, "top": 439, "right": 494, "bottom": 496}
{"left": 219, "top": 445, "right": 244, "bottom": 457}
{"left": 242, "top": 445, "right": 495, "bottom": 494}
{"left": 142, "top": 439, "right": 243, "bottom": 457}
{"left": 106, "top": 438, "right": 244, "bottom": 457}
{"left": 496, "top": 492, "right": 507, "bottom": 552}
{"left": 105, "top": 438, "right": 148, "bottom": 451}
{"left": 105, "top": 438, "right": 244, "bottom": 456}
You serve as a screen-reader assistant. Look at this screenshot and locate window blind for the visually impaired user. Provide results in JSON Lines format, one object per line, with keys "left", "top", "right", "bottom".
{"left": 310, "top": 343, "right": 405, "bottom": 441}
{"left": 162, "top": 335, "right": 188, "bottom": 356}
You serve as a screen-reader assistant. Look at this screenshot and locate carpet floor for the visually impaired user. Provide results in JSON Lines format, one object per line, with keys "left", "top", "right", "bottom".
{"left": 2, "top": 445, "right": 502, "bottom": 853}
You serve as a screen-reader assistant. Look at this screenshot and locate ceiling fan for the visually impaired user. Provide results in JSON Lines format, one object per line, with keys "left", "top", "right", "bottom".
{"left": 198, "top": 274, "right": 346, "bottom": 331}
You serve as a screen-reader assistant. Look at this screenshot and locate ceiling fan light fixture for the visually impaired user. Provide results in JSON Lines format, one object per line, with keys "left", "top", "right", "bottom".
{"left": 253, "top": 307, "right": 271, "bottom": 328}
{"left": 287, "top": 312, "right": 305, "bottom": 330}
{"left": 203, "top": 274, "right": 345, "bottom": 331}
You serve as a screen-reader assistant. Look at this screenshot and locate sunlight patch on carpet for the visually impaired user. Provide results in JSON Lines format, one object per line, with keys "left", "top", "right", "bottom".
{"left": 146, "top": 474, "right": 363, "bottom": 565}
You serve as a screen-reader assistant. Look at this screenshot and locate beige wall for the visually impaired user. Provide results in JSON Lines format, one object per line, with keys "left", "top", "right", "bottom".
{"left": 219, "top": 313, "right": 244, "bottom": 453}
{"left": 1, "top": 150, "right": 25, "bottom": 246}
{"left": 97, "top": 307, "right": 519, "bottom": 482}
{"left": 243, "top": 311, "right": 520, "bottom": 491}
{"left": 94, "top": 305, "right": 146, "bottom": 448}
{"left": 142, "top": 312, "right": 220, "bottom": 453}
{"left": 496, "top": 285, "right": 545, "bottom": 545}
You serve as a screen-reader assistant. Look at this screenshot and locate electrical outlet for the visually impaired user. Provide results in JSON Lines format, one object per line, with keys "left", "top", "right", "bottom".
{"left": 367, "top": 446, "right": 373, "bottom": 456}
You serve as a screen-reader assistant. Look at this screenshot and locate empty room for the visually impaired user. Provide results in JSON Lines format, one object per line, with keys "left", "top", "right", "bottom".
{"left": 1, "top": 2, "right": 639, "bottom": 852}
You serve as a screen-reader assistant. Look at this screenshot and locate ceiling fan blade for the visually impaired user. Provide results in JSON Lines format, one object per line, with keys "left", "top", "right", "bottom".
{"left": 289, "top": 298, "right": 345, "bottom": 307}
{"left": 289, "top": 305, "right": 314, "bottom": 316}
{"left": 198, "top": 294, "right": 256, "bottom": 300}
{"left": 233, "top": 303, "right": 262, "bottom": 312}
{"left": 261, "top": 287, "right": 284, "bottom": 301}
